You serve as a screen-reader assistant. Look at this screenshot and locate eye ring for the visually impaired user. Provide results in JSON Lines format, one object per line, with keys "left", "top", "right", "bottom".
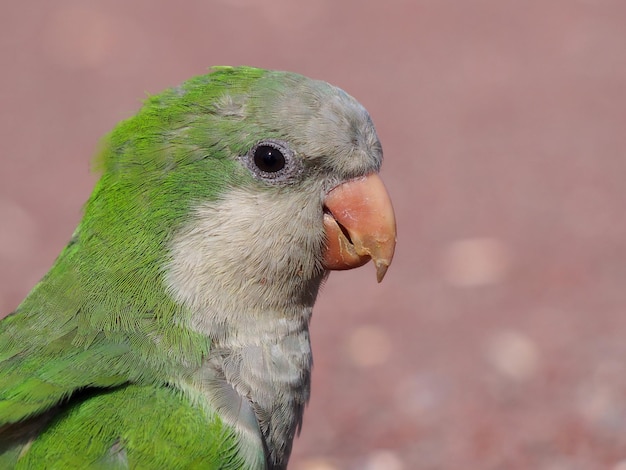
{"left": 242, "top": 139, "right": 303, "bottom": 183}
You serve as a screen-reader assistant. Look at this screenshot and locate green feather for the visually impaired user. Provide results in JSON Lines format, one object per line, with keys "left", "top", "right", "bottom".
{"left": 8, "top": 385, "right": 247, "bottom": 469}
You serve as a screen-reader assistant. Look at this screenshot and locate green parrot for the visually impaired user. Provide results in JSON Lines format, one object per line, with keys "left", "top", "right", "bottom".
{"left": 0, "top": 66, "right": 396, "bottom": 469}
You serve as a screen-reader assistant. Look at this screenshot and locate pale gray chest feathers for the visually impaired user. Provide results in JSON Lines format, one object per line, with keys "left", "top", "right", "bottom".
{"left": 209, "top": 327, "right": 312, "bottom": 469}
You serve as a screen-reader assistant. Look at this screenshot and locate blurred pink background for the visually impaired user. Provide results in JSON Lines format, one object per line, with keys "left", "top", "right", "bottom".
{"left": 2, "top": 1, "right": 626, "bottom": 468}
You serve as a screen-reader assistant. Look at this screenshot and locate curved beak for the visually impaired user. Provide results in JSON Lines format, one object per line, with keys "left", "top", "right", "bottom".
{"left": 322, "top": 173, "right": 397, "bottom": 282}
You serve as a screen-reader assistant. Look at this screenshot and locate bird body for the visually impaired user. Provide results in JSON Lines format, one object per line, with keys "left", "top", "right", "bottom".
{"left": 0, "top": 66, "right": 396, "bottom": 469}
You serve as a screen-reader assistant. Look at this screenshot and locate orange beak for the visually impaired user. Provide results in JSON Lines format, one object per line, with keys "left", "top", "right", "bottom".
{"left": 322, "top": 173, "right": 397, "bottom": 282}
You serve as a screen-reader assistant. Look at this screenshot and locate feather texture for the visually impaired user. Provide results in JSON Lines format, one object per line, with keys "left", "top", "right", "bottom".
{"left": 0, "top": 66, "right": 384, "bottom": 469}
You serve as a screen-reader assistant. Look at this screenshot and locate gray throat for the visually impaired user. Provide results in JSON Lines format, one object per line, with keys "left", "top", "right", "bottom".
{"left": 164, "top": 188, "right": 327, "bottom": 468}
{"left": 208, "top": 311, "right": 313, "bottom": 469}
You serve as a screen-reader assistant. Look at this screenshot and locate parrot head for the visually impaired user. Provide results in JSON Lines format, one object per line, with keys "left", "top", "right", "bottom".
{"left": 84, "top": 66, "right": 396, "bottom": 332}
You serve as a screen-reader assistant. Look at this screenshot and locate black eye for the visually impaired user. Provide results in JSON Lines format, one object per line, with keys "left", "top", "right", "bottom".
{"left": 254, "top": 145, "right": 285, "bottom": 173}
{"left": 242, "top": 139, "right": 302, "bottom": 184}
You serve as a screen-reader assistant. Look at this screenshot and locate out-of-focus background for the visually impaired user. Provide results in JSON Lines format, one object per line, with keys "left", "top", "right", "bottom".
{"left": 1, "top": 1, "right": 626, "bottom": 468}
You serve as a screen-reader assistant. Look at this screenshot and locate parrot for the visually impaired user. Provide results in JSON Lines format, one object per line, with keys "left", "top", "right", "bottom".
{"left": 0, "top": 66, "right": 396, "bottom": 469}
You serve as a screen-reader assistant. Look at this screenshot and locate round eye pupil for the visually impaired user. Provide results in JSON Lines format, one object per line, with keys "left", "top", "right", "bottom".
{"left": 254, "top": 145, "right": 286, "bottom": 173}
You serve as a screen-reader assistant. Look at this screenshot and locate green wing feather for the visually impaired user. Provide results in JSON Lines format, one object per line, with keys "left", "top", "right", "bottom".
{"left": 4, "top": 385, "right": 247, "bottom": 469}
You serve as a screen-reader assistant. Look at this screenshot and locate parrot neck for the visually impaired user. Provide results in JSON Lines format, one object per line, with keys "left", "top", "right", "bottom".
{"left": 164, "top": 188, "right": 327, "bottom": 468}
{"left": 175, "top": 308, "right": 314, "bottom": 470}
{"left": 210, "top": 308, "right": 313, "bottom": 469}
